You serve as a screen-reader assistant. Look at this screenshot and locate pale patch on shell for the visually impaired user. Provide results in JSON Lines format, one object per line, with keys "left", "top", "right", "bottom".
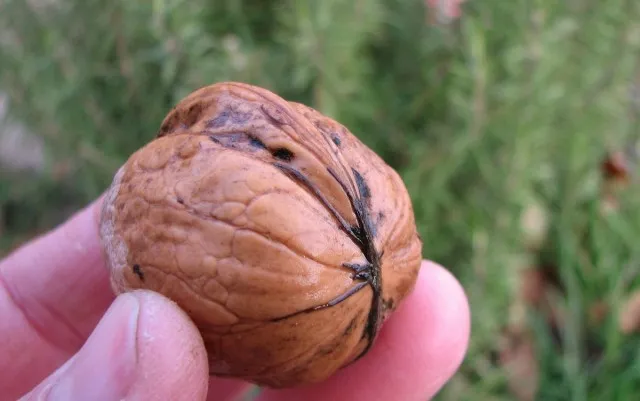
{"left": 99, "top": 165, "right": 130, "bottom": 293}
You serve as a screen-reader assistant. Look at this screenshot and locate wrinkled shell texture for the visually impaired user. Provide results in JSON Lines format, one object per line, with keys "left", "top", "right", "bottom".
{"left": 99, "top": 82, "right": 423, "bottom": 388}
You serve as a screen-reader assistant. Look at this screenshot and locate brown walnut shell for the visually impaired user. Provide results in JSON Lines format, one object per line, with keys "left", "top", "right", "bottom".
{"left": 99, "top": 82, "right": 423, "bottom": 388}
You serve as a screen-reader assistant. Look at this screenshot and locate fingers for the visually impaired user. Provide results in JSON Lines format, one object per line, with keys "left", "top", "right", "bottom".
{"left": 20, "top": 290, "right": 210, "bottom": 401}
{"left": 0, "top": 197, "right": 116, "bottom": 398}
{"left": 0, "top": 196, "right": 469, "bottom": 401}
{"left": 256, "top": 261, "right": 470, "bottom": 401}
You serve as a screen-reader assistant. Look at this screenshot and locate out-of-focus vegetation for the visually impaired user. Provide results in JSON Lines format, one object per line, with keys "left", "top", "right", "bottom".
{"left": 3, "top": 0, "right": 640, "bottom": 399}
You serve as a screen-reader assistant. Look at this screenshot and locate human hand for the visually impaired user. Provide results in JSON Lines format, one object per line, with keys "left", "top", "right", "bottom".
{"left": 0, "top": 197, "right": 470, "bottom": 401}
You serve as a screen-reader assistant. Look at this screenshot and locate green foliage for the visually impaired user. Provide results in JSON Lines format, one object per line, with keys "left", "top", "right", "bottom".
{"left": 3, "top": 0, "right": 640, "bottom": 399}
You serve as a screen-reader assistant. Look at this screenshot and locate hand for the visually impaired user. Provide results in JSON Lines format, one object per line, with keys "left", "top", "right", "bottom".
{"left": 0, "top": 197, "right": 470, "bottom": 401}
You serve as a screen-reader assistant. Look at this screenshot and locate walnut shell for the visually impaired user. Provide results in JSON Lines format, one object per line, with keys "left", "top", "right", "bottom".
{"left": 99, "top": 82, "right": 423, "bottom": 388}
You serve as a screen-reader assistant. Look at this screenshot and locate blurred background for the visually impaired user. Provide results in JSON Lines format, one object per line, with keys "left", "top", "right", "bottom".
{"left": 2, "top": 0, "right": 640, "bottom": 399}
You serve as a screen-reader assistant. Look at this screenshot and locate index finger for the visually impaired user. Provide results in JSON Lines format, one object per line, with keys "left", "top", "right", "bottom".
{"left": 0, "top": 197, "right": 115, "bottom": 399}
{"left": 0, "top": 197, "right": 254, "bottom": 401}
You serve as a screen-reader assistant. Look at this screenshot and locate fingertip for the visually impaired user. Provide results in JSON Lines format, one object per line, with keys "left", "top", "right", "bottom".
{"left": 21, "top": 290, "right": 210, "bottom": 401}
{"left": 23, "top": 289, "right": 251, "bottom": 401}
{"left": 0, "top": 195, "right": 116, "bottom": 396}
{"left": 258, "top": 260, "right": 470, "bottom": 401}
{"left": 21, "top": 293, "right": 142, "bottom": 400}
{"left": 347, "top": 259, "right": 470, "bottom": 400}
{"left": 414, "top": 259, "right": 471, "bottom": 356}
{"left": 126, "top": 290, "right": 210, "bottom": 401}
{"left": 132, "top": 290, "right": 254, "bottom": 401}
{"left": 406, "top": 260, "right": 471, "bottom": 393}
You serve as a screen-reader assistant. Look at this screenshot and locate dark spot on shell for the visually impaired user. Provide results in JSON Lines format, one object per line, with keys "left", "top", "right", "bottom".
{"left": 210, "top": 132, "right": 272, "bottom": 155}
{"left": 374, "top": 212, "right": 385, "bottom": 235}
{"left": 249, "top": 135, "right": 267, "bottom": 149}
{"left": 158, "top": 108, "right": 179, "bottom": 136}
{"left": 331, "top": 134, "right": 341, "bottom": 146}
{"left": 261, "top": 104, "right": 289, "bottom": 126}
{"left": 317, "top": 344, "right": 337, "bottom": 357}
{"left": 177, "top": 197, "right": 184, "bottom": 205}
{"left": 213, "top": 132, "right": 254, "bottom": 149}
{"left": 207, "top": 108, "right": 253, "bottom": 129}
{"left": 350, "top": 225, "right": 363, "bottom": 239}
{"left": 230, "top": 109, "right": 252, "bottom": 124}
{"left": 220, "top": 132, "right": 247, "bottom": 145}
{"left": 271, "top": 147, "right": 294, "bottom": 162}
{"left": 352, "top": 169, "right": 371, "bottom": 200}
{"left": 132, "top": 264, "right": 145, "bottom": 281}
{"left": 207, "top": 111, "right": 230, "bottom": 129}
{"left": 383, "top": 298, "right": 395, "bottom": 310}
{"left": 342, "top": 317, "right": 358, "bottom": 338}
{"left": 369, "top": 221, "right": 378, "bottom": 239}
{"left": 184, "top": 103, "right": 204, "bottom": 127}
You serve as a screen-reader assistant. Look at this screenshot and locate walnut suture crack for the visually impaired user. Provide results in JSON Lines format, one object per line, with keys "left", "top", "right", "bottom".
{"left": 271, "top": 162, "right": 384, "bottom": 361}
{"left": 99, "top": 81, "right": 423, "bottom": 389}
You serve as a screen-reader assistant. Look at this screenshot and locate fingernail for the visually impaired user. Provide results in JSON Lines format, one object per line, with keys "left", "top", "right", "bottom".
{"left": 43, "top": 293, "right": 140, "bottom": 401}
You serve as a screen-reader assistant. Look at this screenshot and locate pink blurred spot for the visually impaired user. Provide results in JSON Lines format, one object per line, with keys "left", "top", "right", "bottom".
{"left": 426, "top": 0, "right": 467, "bottom": 21}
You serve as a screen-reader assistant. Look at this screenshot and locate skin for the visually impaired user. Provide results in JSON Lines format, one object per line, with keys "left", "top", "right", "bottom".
{"left": 0, "top": 195, "right": 469, "bottom": 401}
{"left": 1, "top": 2, "right": 470, "bottom": 398}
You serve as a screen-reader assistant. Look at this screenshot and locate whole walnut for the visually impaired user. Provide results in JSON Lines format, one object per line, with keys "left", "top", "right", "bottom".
{"left": 99, "top": 82, "right": 423, "bottom": 388}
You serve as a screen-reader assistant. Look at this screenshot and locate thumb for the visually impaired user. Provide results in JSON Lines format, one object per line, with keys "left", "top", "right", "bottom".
{"left": 20, "top": 290, "right": 209, "bottom": 401}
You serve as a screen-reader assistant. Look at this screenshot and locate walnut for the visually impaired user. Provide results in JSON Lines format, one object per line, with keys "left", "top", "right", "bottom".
{"left": 99, "top": 82, "right": 423, "bottom": 388}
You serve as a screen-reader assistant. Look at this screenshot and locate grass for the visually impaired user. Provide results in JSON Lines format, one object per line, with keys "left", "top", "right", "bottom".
{"left": 2, "top": 0, "right": 640, "bottom": 399}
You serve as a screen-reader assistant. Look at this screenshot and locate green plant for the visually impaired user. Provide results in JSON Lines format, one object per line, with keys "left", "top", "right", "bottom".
{"left": 3, "top": 0, "right": 640, "bottom": 399}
